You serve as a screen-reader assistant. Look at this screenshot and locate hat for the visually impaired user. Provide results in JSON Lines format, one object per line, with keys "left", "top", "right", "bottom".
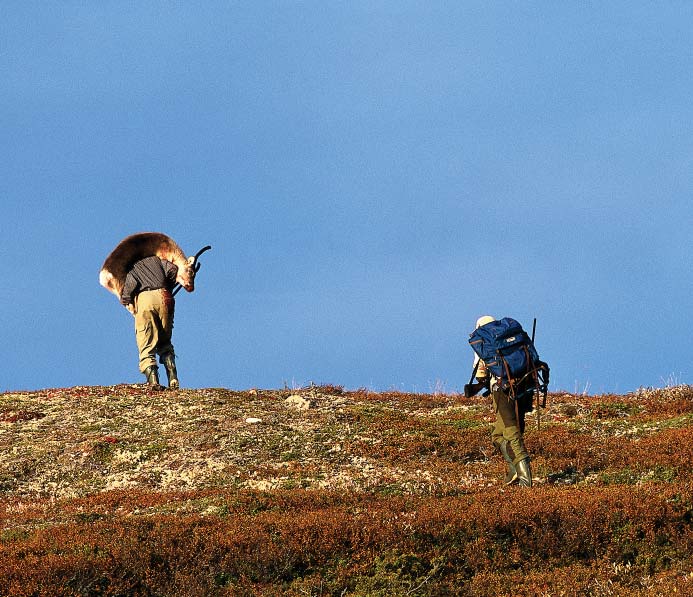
{"left": 476, "top": 315, "right": 495, "bottom": 329}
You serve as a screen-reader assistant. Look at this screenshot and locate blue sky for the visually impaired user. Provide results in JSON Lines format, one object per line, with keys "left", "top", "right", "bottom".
{"left": 2, "top": 3, "right": 691, "bottom": 394}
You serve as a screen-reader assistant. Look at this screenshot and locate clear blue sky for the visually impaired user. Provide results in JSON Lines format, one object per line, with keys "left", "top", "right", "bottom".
{"left": 2, "top": 3, "right": 691, "bottom": 394}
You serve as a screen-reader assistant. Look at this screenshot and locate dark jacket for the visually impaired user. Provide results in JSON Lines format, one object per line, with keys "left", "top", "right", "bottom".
{"left": 120, "top": 256, "right": 178, "bottom": 306}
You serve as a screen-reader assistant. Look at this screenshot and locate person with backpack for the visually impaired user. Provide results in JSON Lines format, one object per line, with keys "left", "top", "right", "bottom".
{"left": 465, "top": 315, "right": 549, "bottom": 487}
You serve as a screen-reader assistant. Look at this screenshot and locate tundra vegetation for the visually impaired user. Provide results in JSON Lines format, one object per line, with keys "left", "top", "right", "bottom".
{"left": 0, "top": 383, "right": 692, "bottom": 595}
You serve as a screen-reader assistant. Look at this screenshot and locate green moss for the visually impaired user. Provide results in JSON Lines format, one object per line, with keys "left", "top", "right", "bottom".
{"left": 441, "top": 418, "right": 486, "bottom": 431}
{"left": 0, "top": 528, "right": 30, "bottom": 543}
{"left": 598, "top": 468, "right": 640, "bottom": 485}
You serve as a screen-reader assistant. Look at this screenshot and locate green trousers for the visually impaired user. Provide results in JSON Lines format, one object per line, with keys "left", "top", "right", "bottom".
{"left": 491, "top": 387, "right": 529, "bottom": 464}
{"left": 134, "top": 289, "right": 175, "bottom": 373}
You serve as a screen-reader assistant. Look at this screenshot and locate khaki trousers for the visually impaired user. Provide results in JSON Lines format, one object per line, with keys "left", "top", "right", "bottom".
{"left": 491, "top": 387, "right": 529, "bottom": 464}
{"left": 134, "top": 289, "right": 175, "bottom": 373}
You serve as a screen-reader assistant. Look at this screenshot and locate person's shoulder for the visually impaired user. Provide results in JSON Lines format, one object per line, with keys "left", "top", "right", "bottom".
{"left": 135, "top": 255, "right": 161, "bottom": 266}
{"left": 127, "top": 255, "right": 158, "bottom": 272}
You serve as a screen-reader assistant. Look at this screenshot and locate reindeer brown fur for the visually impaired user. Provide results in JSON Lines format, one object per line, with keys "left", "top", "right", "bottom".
{"left": 99, "top": 232, "right": 196, "bottom": 299}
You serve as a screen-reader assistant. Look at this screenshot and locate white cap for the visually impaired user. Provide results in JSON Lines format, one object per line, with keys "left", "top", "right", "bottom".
{"left": 476, "top": 315, "right": 495, "bottom": 329}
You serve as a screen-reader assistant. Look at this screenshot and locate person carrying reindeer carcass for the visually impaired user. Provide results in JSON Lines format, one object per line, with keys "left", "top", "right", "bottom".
{"left": 100, "top": 232, "right": 209, "bottom": 390}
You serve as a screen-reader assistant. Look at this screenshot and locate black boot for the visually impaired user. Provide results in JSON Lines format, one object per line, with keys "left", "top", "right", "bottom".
{"left": 499, "top": 440, "right": 518, "bottom": 485}
{"left": 144, "top": 365, "right": 165, "bottom": 390}
{"left": 516, "top": 457, "right": 533, "bottom": 487}
{"left": 161, "top": 353, "right": 179, "bottom": 389}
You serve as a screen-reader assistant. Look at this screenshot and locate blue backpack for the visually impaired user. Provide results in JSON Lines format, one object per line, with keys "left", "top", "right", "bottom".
{"left": 468, "top": 317, "right": 549, "bottom": 402}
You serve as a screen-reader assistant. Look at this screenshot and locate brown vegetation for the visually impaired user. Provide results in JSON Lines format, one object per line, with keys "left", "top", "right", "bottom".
{"left": 1, "top": 384, "right": 692, "bottom": 595}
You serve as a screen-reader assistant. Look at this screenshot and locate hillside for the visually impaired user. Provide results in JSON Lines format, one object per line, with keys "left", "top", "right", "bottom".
{"left": 1, "top": 384, "right": 692, "bottom": 596}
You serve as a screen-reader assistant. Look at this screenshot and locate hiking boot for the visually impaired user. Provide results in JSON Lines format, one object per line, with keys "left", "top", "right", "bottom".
{"left": 144, "top": 365, "right": 165, "bottom": 391}
{"left": 499, "top": 440, "right": 518, "bottom": 485}
{"left": 516, "top": 457, "right": 533, "bottom": 487}
{"left": 161, "top": 353, "right": 179, "bottom": 389}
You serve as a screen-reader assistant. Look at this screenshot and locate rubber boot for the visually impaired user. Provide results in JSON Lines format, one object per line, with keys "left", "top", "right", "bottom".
{"left": 499, "top": 440, "right": 518, "bottom": 485}
{"left": 516, "top": 457, "right": 533, "bottom": 487}
{"left": 161, "top": 353, "right": 179, "bottom": 389}
{"left": 144, "top": 365, "right": 165, "bottom": 391}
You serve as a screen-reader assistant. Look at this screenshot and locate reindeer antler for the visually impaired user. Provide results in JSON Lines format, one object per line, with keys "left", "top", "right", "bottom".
{"left": 173, "top": 245, "right": 212, "bottom": 296}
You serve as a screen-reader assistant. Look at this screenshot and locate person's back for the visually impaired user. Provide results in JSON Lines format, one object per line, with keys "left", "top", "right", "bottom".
{"left": 121, "top": 256, "right": 177, "bottom": 306}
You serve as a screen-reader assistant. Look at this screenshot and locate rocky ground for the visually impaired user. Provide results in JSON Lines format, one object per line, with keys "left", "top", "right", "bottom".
{"left": 0, "top": 384, "right": 521, "bottom": 499}
{"left": 1, "top": 384, "right": 692, "bottom": 595}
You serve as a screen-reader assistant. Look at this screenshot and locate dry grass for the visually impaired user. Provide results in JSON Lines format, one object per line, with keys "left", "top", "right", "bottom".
{"left": 1, "top": 384, "right": 692, "bottom": 595}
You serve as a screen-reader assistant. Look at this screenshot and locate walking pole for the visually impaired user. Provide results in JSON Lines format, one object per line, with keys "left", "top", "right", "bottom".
{"left": 531, "top": 318, "right": 541, "bottom": 431}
